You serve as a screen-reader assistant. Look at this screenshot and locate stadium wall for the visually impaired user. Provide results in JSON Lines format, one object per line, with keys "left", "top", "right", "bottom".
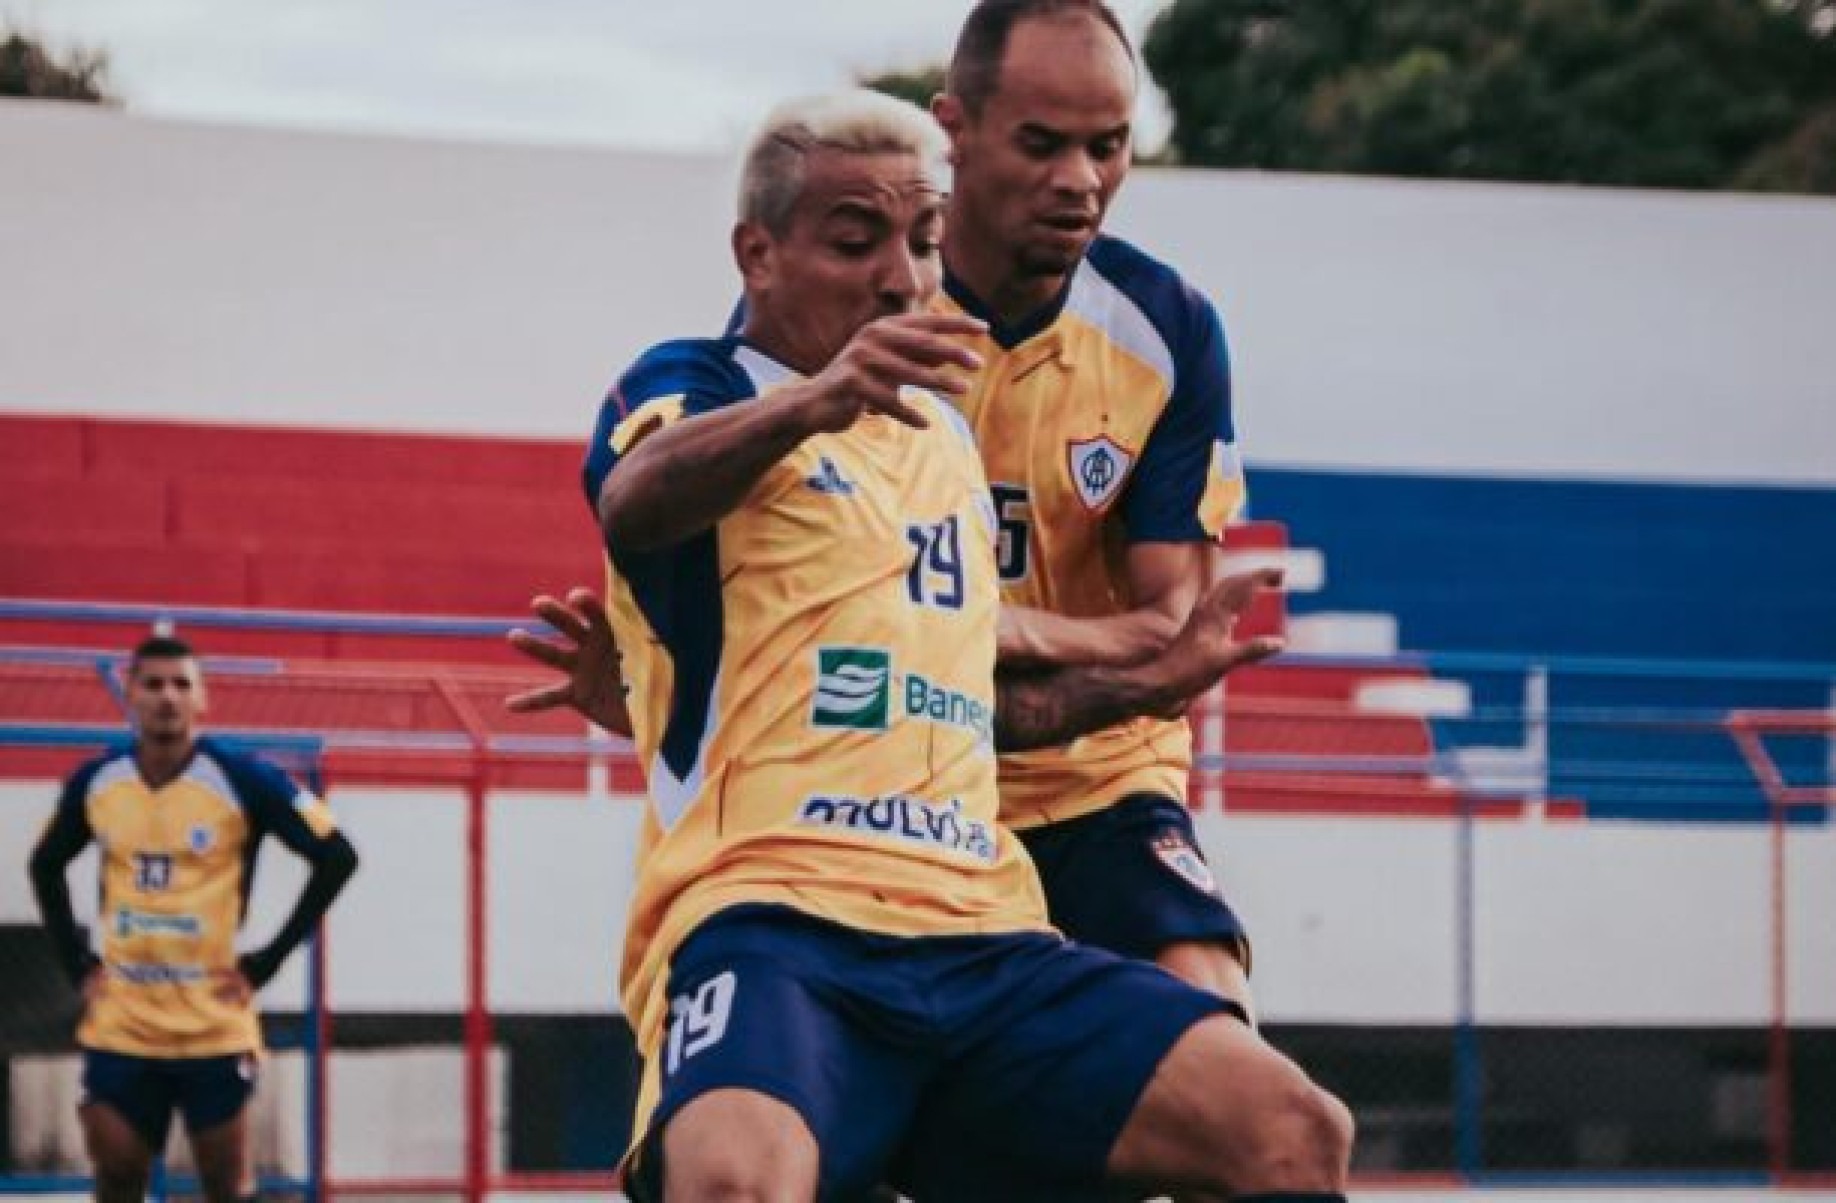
{"left": 3, "top": 99, "right": 1833, "bottom": 488}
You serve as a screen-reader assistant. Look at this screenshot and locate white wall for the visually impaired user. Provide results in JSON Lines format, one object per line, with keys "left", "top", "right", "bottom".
{"left": 8, "top": 780, "right": 1834, "bottom": 1025}
{"left": 5, "top": 100, "right": 1834, "bottom": 485}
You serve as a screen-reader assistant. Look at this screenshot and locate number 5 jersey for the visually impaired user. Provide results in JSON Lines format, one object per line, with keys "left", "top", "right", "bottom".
{"left": 938, "top": 234, "right": 1249, "bottom": 829}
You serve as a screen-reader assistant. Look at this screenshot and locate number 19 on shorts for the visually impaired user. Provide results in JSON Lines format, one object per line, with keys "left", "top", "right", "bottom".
{"left": 663, "top": 971, "right": 736, "bottom": 1075}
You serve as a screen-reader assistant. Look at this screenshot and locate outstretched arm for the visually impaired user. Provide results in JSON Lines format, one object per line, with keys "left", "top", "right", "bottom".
{"left": 506, "top": 588, "right": 634, "bottom": 737}
{"left": 994, "top": 567, "right": 1282, "bottom": 752}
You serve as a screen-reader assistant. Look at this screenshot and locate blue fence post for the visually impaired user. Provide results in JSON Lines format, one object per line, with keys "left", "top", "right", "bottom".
{"left": 1454, "top": 760, "right": 1483, "bottom": 1179}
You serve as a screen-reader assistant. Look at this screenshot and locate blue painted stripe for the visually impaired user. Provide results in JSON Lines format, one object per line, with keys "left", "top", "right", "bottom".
{"left": 0, "top": 1177, "right": 94, "bottom": 1193}
{"left": 0, "top": 645, "right": 284, "bottom": 673}
{"left": 0, "top": 724, "right": 323, "bottom": 753}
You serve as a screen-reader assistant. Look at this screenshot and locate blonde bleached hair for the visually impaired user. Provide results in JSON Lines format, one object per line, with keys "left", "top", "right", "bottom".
{"left": 738, "top": 89, "right": 950, "bottom": 234}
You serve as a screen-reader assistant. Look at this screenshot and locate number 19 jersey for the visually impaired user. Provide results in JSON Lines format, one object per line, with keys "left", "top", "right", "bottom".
{"left": 583, "top": 337, "right": 1049, "bottom": 1057}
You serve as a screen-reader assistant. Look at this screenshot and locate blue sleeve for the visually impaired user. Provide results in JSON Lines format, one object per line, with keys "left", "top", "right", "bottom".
{"left": 32, "top": 758, "right": 100, "bottom": 865}
{"left": 581, "top": 339, "right": 754, "bottom": 513}
{"left": 217, "top": 747, "right": 333, "bottom": 858}
{"left": 1121, "top": 287, "right": 1242, "bottom": 542}
{"left": 27, "top": 757, "right": 108, "bottom": 984}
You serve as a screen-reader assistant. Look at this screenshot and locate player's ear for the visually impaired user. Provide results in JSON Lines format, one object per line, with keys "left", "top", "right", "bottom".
{"left": 732, "top": 219, "right": 776, "bottom": 291}
{"left": 934, "top": 93, "right": 967, "bottom": 157}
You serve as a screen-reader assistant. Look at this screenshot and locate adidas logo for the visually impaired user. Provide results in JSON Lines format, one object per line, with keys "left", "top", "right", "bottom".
{"left": 806, "top": 456, "right": 855, "bottom": 496}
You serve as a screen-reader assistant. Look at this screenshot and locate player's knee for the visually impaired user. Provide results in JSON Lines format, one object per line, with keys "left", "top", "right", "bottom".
{"left": 1309, "top": 1085, "right": 1356, "bottom": 1176}
{"left": 662, "top": 1124, "right": 814, "bottom": 1203}
{"left": 1237, "top": 1078, "right": 1353, "bottom": 1191}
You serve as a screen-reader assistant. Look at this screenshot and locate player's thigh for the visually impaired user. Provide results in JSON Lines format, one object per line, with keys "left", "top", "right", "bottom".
{"left": 79, "top": 1051, "right": 166, "bottom": 1180}
{"left": 898, "top": 938, "right": 1226, "bottom": 1199}
{"left": 631, "top": 911, "right": 930, "bottom": 1202}
{"left": 1107, "top": 1013, "right": 1352, "bottom": 1194}
{"left": 1023, "top": 795, "right": 1251, "bottom": 966}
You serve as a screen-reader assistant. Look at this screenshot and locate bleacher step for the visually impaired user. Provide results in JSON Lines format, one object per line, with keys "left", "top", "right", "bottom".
{"left": 1286, "top": 612, "right": 1399, "bottom": 656}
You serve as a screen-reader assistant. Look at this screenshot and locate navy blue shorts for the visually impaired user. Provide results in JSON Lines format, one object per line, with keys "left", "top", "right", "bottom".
{"left": 80, "top": 1049, "right": 258, "bottom": 1151}
{"left": 1021, "top": 792, "right": 1249, "bottom": 963}
{"left": 626, "top": 904, "right": 1225, "bottom": 1202}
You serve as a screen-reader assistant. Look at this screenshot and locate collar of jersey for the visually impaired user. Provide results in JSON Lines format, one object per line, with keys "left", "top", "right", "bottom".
{"left": 942, "top": 264, "right": 1075, "bottom": 352}
{"left": 728, "top": 337, "right": 799, "bottom": 387}
{"left": 129, "top": 737, "right": 204, "bottom": 792}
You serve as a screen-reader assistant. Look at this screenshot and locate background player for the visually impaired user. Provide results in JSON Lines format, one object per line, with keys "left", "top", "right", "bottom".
{"left": 935, "top": 0, "right": 1266, "bottom": 1015}
{"left": 27, "top": 635, "right": 359, "bottom": 1203}
{"left": 562, "top": 88, "right": 1349, "bottom": 1202}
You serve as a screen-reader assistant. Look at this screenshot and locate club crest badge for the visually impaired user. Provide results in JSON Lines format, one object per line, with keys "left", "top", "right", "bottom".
{"left": 1151, "top": 830, "right": 1220, "bottom": 897}
{"left": 187, "top": 824, "right": 214, "bottom": 854}
{"left": 1066, "top": 435, "right": 1134, "bottom": 511}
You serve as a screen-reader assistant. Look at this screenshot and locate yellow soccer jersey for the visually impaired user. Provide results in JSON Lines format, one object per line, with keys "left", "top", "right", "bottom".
{"left": 38, "top": 737, "right": 340, "bottom": 1057}
{"left": 938, "top": 235, "right": 1248, "bottom": 828}
{"left": 582, "top": 337, "right": 1050, "bottom": 1059}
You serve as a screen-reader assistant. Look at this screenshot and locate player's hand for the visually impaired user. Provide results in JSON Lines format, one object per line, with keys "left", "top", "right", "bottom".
{"left": 212, "top": 966, "right": 255, "bottom": 1007}
{"left": 506, "top": 588, "right": 633, "bottom": 737}
{"left": 1147, "top": 567, "right": 1286, "bottom": 716}
{"left": 790, "top": 313, "right": 986, "bottom": 433}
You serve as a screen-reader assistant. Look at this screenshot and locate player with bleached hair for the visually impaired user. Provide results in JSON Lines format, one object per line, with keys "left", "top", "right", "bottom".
{"left": 537, "top": 87, "right": 1349, "bottom": 1202}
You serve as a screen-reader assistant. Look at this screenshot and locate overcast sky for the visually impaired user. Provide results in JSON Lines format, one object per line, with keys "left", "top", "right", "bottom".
{"left": 14, "top": 0, "right": 1177, "bottom": 152}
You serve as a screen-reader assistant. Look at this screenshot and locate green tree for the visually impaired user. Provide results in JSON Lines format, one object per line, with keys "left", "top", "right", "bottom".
{"left": 1, "top": 24, "right": 117, "bottom": 103}
{"left": 1142, "top": 0, "right": 1836, "bottom": 193}
{"left": 859, "top": 65, "right": 948, "bottom": 110}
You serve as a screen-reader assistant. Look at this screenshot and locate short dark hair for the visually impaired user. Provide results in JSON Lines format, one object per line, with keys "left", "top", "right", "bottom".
{"left": 947, "top": 0, "right": 1134, "bottom": 116}
{"left": 129, "top": 634, "right": 196, "bottom": 675}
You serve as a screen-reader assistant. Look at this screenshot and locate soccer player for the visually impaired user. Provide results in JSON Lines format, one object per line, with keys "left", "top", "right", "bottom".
{"left": 27, "top": 636, "right": 359, "bottom": 1203}
{"left": 575, "top": 89, "right": 1349, "bottom": 1202}
{"left": 937, "top": 0, "right": 1266, "bottom": 1016}
{"left": 679, "top": 0, "right": 1271, "bottom": 1022}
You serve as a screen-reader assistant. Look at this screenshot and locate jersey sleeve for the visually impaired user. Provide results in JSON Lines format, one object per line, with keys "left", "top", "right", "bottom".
{"left": 36, "top": 763, "right": 98, "bottom": 858}
{"left": 581, "top": 339, "right": 756, "bottom": 511}
{"left": 223, "top": 750, "right": 339, "bottom": 852}
{"left": 28, "top": 758, "right": 107, "bottom": 984}
{"left": 1120, "top": 288, "right": 1246, "bottom": 543}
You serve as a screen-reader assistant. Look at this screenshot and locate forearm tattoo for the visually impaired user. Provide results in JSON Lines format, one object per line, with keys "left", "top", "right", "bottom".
{"left": 993, "top": 664, "right": 1168, "bottom": 753}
